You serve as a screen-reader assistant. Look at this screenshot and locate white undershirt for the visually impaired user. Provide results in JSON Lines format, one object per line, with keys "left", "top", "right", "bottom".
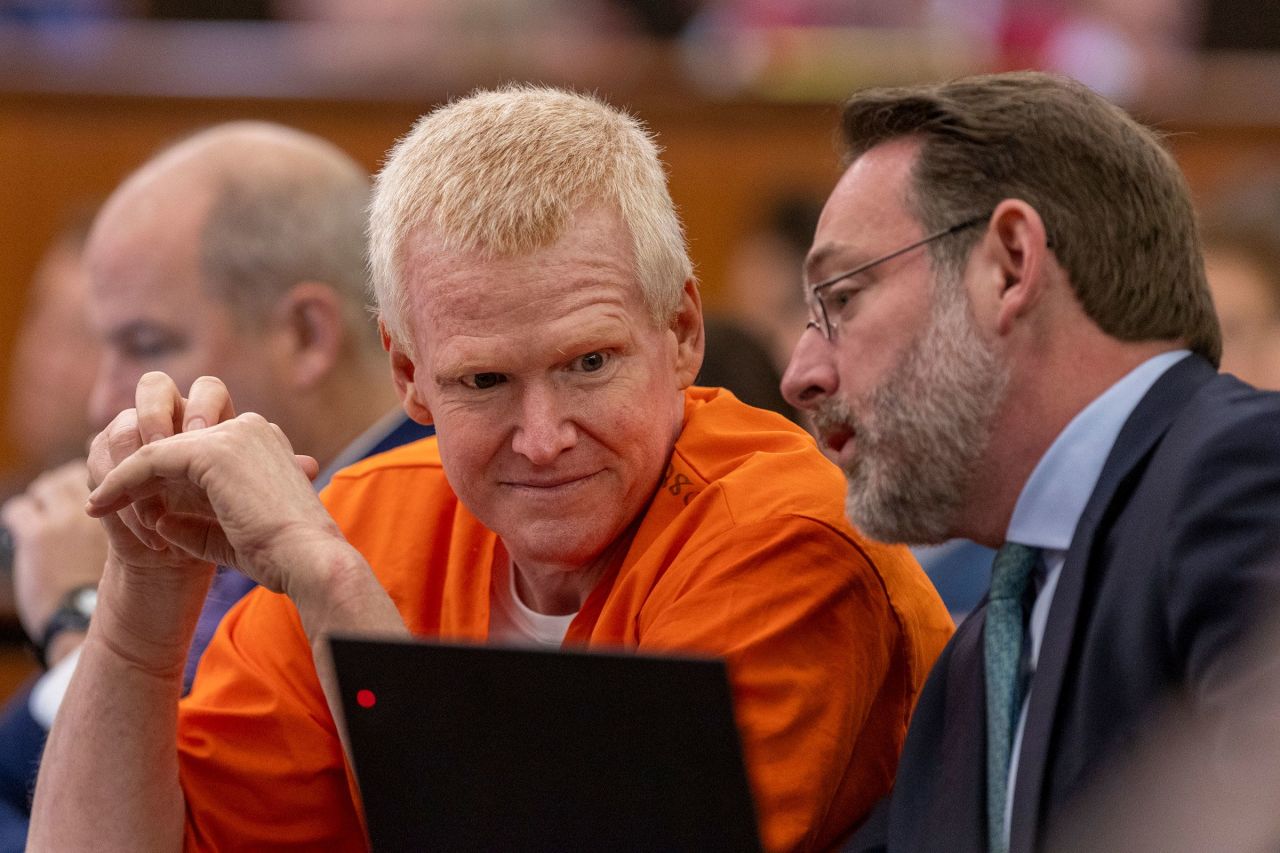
{"left": 487, "top": 558, "right": 577, "bottom": 647}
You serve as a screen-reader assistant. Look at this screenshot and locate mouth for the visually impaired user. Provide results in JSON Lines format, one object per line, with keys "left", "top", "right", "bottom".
{"left": 810, "top": 397, "right": 861, "bottom": 463}
{"left": 820, "top": 424, "right": 854, "bottom": 457}
{"left": 502, "top": 470, "right": 601, "bottom": 491}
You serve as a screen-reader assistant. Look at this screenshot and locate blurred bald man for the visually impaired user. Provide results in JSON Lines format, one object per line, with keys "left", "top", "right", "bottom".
{"left": 0, "top": 122, "right": 431, "bottom": 851}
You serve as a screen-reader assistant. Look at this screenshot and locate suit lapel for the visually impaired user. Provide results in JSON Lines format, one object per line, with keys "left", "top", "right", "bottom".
{"left": 1008, "top": 355, "right": 1217, "bottom": 853}
{"left": 887, "top": 611, "right": 989, "bottom": 852}
{"left": 933, "top": 612, "right": 990, "bottom": 850}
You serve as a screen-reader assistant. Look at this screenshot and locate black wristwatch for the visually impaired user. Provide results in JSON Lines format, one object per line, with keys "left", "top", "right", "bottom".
{"left": 32, "top": 584, "right": 97, "bottom": 670}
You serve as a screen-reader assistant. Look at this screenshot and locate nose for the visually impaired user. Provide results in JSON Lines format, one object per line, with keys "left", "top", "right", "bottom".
{"left": 510, "top": 383, "right": 577, "bottom": 466}
{"left": 88, "top": 359, "right": 136, "bottom": 432}
{"left": 781, "top": 326, "right": 838, "bottom": 412}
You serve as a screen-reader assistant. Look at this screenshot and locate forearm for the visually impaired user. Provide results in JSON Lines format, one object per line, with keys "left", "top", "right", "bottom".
{"left": 29, "top": 630, "right": 186, "bottom": 852}
{"left": 28, "top": 557, "right": 211, "bottom": 852}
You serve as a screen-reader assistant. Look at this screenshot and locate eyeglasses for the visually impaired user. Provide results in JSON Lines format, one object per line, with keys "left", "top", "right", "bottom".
{"left": 805, "top": 215, "right": 988, "bottom": 341}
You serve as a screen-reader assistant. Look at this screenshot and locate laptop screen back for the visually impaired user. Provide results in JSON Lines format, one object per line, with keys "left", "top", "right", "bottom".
{"left": 330, "top": 636, "right": 762, "bottom": 852}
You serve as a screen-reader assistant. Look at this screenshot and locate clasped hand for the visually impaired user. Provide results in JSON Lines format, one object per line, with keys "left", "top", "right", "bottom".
{"left": 1, "top": 459, "right": 108, "bottom": 643}
{"left": 86, "top": 372, "right": 336, "bottom": 596}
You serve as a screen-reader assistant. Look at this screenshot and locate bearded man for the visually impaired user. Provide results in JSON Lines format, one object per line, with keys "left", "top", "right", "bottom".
{"left": 782, "top": 71, "right": 1280, "bottom": 853}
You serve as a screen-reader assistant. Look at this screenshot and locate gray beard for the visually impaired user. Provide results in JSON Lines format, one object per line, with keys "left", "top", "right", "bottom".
{"left": 813, "top": 290, "right": 1007, "bottom": 544}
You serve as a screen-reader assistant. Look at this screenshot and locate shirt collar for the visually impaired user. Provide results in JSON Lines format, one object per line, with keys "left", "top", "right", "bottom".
{"left": 1005, "top": 350, "right": 1190, "bottom": 551}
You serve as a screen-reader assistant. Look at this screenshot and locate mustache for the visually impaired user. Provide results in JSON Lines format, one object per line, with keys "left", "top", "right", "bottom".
{"left": 810, "top": 397, "right": 857, "bottom": 434}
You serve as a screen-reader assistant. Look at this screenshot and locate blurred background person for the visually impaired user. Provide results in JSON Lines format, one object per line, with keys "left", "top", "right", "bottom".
{"left": 696, "top": 315, "right": 797, "bottom": 422}
{"left": 2, "top": 209, "right": 99, "bottom": 483}
{"left": 691, "top": 194, "right": 822, "bottom": 428}
{"left": 0, "top": 458, "right": 103, "bottom": 852}
{"left": 0, "top": 210, "right": 101, "bottom": 633}
{"left": 721, "top": 193, "right": 822, "bottom": 377}
{"left": 1200, "top": 179, "right": 1280, "bottom": 391}
{"left": 998, "top": 0, "right": 1202, "bottom": 107}
{"left": 0, "top": 121, "right": 433, "bottom": 853}
{"left": 0, "top": 209, "right": 103, "bottom": 853}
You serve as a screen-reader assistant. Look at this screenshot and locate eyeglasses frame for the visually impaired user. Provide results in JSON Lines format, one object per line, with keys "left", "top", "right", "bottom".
{"left": 805, "top": 214, "right": 990, "bottom": 341}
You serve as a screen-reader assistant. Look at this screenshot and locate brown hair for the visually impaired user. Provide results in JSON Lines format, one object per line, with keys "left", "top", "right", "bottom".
{"left": 840, "top": 71, "right": 1221, "bottom": 365}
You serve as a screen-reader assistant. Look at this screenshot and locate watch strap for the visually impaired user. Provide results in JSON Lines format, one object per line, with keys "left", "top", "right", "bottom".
{"left": 31, "top": 584, "right": 97, "bottom": 670}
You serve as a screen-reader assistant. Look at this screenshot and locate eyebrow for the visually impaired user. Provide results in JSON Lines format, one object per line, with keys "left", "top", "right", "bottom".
{"left": 432, "top": 316, "right": 634, "bottom": 383}
{"left": 804, "top": 243, "right": 863, "bottom": 287}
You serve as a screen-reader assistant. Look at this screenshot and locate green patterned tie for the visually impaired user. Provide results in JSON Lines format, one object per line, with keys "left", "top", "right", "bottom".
{"left": 984, "top": 542, "right": 1041, "bottom": 853}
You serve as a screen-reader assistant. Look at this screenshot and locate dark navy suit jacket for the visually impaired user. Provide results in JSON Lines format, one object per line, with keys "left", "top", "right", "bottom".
{"left": 850, "top": 355, "right": 1280, "bottom": 852}
{"left": 0, "top": 415, "right": 433, "bottom": 851}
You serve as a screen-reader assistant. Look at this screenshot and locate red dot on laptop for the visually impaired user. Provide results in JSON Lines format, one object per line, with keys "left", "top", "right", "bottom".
{"left": 356, "top": 689, "right": 377, "bottom": 709}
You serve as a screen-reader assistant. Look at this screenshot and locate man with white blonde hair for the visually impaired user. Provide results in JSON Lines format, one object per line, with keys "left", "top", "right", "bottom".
{"left": 31, "top": 87, "right": 951, "bottom": 852}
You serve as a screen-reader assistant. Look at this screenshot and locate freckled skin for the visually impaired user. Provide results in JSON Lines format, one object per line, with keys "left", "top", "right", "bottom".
{"left": 391, "top": 204, "right": 700, "bottom": 610}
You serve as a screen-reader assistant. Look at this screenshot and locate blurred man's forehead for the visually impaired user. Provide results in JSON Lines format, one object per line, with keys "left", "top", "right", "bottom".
{"left": 87, "top": 191, "right": 210, "bottom": 300}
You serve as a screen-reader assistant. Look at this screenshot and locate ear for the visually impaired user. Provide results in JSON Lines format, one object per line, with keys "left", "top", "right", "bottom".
{"left": 970, "top": 199, "right": 1051, "bottom": 338}
{"left": 671, "top": 277, "right": 705, "bottom": 388}
{"left": 387, "top": 332, "right": 433, "bottom": 425}
{"left": 275, "top": 282, "right": 345, "bottom": 390}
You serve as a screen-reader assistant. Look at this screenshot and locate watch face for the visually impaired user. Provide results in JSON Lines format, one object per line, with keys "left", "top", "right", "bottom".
{"left": 72, "top": 586, "right": 98, "bottom": 617}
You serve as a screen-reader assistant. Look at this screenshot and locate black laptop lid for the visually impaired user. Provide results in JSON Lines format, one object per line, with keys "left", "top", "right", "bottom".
{"left": 330, "top": 636, "right": 762, "bottom": 853}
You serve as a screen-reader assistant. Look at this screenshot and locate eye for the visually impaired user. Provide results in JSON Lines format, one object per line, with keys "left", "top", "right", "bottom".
{"left": 115, "top": 327, "right": 186, "bottom": 361}
{"left": 576, "top": 351, "right": 608, "bottom": 373}
{"left": 463, "top": 372, "right": 507, "bottom": 390}
{"left": 824, "top": 282, "right": 864, "bottom": 316}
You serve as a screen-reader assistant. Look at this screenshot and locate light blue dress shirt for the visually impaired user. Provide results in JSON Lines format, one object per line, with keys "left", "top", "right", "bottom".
{"left": 1000, "top": 348, "right": 1191, "bottom": 843}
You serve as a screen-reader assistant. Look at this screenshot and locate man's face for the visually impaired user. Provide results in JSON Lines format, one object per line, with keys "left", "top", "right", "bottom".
{"left": 7, "top": 240, "right": 100, "bottom": 467}
{"left": 85, "top": 187, "right": 286, "bottom": 431}
{"left": 781, "top": 139, "right": 1006, "bottom": 544}
{"left": 392, "top": 204, "right": 696, "bottom": 573}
